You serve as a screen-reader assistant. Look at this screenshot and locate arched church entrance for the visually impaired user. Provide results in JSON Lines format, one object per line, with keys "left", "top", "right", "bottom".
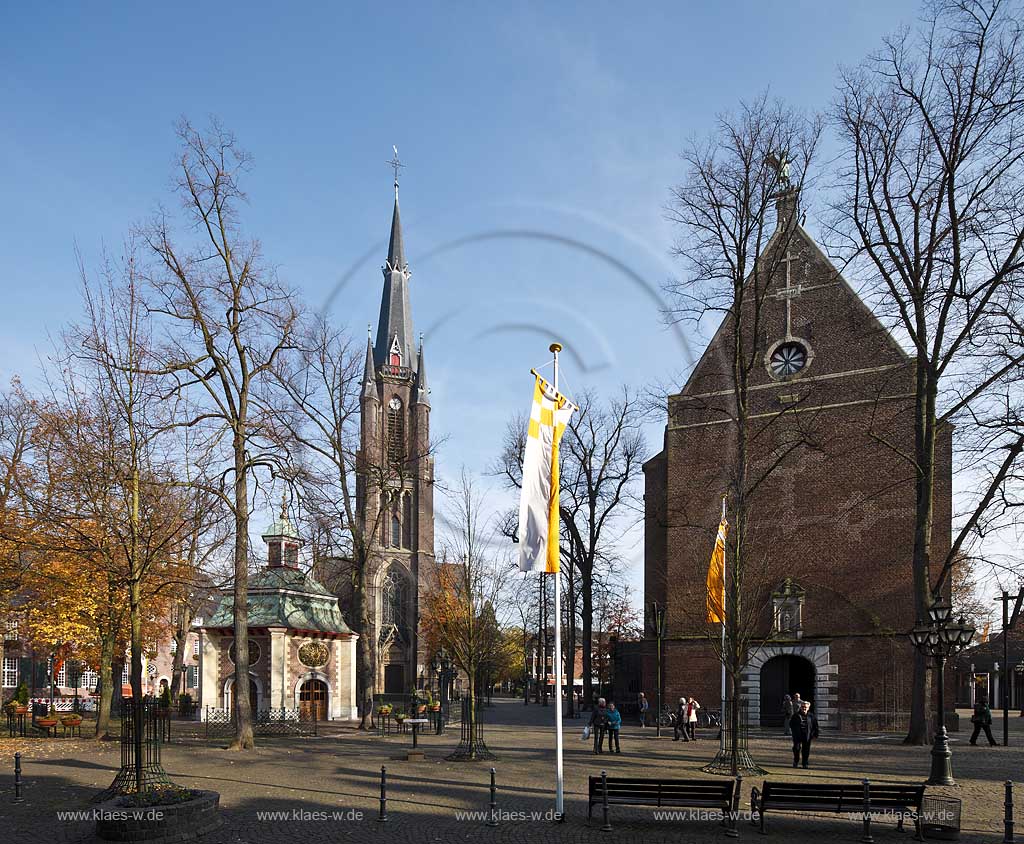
{"left": 226, "top": 676, "right": 259, "bottom": 714}
{"left": 759, "top": 655, "right": 815, "bottom": 727}
{"left": 299, "top": 678, "right": 328, "bottom": 721}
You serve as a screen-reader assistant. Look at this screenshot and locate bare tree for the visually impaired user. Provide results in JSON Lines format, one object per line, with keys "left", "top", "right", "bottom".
{"left": 144, "top": 119, "right": 301, "bottom": 749}
{"left": 831, "top": 0, "right": 1024, "bottom": 744}
{"left": 664, "top": 93, "right": 822, "bottom": 774}
{"left": 421, "top": 470, "right": 511, "bottom": 755}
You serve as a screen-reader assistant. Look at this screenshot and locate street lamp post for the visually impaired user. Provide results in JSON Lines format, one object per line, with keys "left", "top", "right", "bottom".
{"left": 909, "top": 598, "right": 975, "bottom": 786}
{"left": 649, "top": 602, "right": 667, "bottom": 738}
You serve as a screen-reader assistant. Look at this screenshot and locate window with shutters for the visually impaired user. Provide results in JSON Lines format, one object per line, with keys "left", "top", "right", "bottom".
{"left": 387, "top": 399, "right": 405, "bottom": 464}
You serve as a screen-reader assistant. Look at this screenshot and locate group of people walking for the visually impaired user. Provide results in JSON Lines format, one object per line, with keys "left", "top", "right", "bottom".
{"left": 672, "top": 696, "right": 701, "bottom": 741}
{"left": 586, "top": 697, "right": 623, "bottom": 753}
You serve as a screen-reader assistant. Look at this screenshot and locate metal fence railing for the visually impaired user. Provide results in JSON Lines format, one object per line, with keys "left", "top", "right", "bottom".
{"left": 203, "top": 707, "right": 317, "bottom": 738}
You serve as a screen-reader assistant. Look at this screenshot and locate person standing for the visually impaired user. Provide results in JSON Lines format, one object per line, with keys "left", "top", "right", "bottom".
{"left": 607, "top": 702, "right": 622, "bottom": 753}
{"left": 782, "top": 695, "right": 794, "bottom": 737}
{"left": 589, "top": 697, "right": 609, "bottom": 753}
{"left": 686, "top": 697, "right": 701, "bottom": 741}
{"left": 638, "top": 692, "right": 649, "bottom": 728}
{"left": 790, "top": 700, "right": 819, "bottom": 768}
{"left": 672, "top": 697, "right": 690, "bottom": 741}
{"left": 969, "top": 696, "right": 997, "bottom": 746}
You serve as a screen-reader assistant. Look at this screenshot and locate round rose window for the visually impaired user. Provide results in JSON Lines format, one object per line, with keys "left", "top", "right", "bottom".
{"left": 769, "top": 341, "right": 808, "bottom": 378}
{"left": 228, "top": 639, "right": 261, "bottom": 666}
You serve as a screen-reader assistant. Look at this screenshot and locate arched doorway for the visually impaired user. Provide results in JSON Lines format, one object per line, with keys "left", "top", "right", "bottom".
{"left": 299, "top": 678, "right": 328, "bottom": 721}
{"left": 759, "top": 655, "right": 815, "bottom": 727}
{"left": 225, "top": 676, "right": 259, "bottom": 714}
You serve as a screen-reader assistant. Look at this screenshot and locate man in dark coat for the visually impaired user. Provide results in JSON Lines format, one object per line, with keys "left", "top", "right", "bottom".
{"left": 589, "top": 697, "right": 609, "bottom": 753}
{"left": 672, "top": 697, "right": 690, "bottom": 741}
{"left": 789, "top": 700, "right": 819, "bottom": 768}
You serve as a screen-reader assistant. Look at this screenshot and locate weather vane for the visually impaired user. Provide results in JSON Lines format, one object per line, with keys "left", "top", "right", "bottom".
{"left": 387, "top": 145, "right": 403, "bottom": 197}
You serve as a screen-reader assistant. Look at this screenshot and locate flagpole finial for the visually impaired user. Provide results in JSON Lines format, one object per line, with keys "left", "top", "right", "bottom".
{"left": 549, "top": 342, "right": 562, "bottom": 354}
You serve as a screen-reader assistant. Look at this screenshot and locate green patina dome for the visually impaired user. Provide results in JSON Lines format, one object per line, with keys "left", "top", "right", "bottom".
{"left": 208, "top": 566, "right": 353, "bottom": 636}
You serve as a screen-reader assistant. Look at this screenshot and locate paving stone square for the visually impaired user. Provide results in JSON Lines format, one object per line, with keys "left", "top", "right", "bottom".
{"left": 2, "top": 700, "right": 1021, "bottom": 843}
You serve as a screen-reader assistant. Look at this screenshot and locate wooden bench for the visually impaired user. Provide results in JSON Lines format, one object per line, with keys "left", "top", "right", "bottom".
{"left": 750, "top": 780, "right": 924, "bottom": 839}
{"left": 589, "top": 772, "right": 739, "bottom": 835}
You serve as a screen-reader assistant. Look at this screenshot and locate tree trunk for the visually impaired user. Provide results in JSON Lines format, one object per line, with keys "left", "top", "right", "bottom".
{"left": 581, "top": 561, "right": 593, "bottom": 708}
{"left": 905, "top": 366, "right": 937, "bottom": 745}
{"left": 229, "top": 435, "right": 254, "bottom": 750}
{"left": 130, "top": 575, "right": 143, "bottom": 789}
{"left": 169, "top": 629, "right": 187, "bottom": 699}
{"left": 94, "top": 634, "right": 116, "bottom": 739}
{"left": 354, "top": 549, "right": 376, "bottom": 730}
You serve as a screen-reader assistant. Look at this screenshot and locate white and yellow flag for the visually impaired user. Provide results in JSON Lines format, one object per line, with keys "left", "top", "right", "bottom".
{"left": 518, "top": 373, "right": 574, "bottom": 573}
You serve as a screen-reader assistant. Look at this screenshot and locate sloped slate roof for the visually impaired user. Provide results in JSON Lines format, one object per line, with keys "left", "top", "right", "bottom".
{"left": 207, "top": 566, "right": 354, "bottom": 635}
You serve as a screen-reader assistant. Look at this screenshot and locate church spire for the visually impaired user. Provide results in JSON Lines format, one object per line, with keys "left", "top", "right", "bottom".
{"left": 415, "top": 335, "right": 430, "bottom": 406}
{"left": 373, "top": 152, "right": 415, "bottom": 374}
{"left": 362, "top": 330, "right": 378, "bottom": 401}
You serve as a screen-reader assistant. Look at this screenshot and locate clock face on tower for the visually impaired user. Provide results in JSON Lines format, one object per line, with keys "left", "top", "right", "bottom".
{"left": 389, "top": 397, "right": 401, "bottom": 410}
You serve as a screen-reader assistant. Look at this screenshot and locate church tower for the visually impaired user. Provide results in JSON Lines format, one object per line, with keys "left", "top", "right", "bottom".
{"left": 357, "top": 170, "right": 434, "bottom": 696}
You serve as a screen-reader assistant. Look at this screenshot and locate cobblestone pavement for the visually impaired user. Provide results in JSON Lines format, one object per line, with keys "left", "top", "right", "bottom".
{"left": 1, "top": 701, "right": 1021, "bottom": 843}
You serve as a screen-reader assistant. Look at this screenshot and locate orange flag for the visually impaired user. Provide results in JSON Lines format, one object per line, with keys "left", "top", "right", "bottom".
{"left": 706, "top": 517, "right": 728, "bottom": 624}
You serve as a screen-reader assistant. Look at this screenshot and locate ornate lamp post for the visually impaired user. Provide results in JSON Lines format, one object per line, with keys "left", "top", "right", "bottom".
{"left": 909, "top": 598, "right": 975, "bottom": 786}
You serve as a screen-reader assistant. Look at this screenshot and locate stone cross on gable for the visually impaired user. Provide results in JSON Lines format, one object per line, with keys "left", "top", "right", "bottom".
{"left": 776, "top": 249, "right": 804, "bottom": 338}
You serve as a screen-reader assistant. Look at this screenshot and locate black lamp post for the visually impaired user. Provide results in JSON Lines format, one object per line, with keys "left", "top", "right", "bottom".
{"left": 909, "top": 597, "right": 975, "bottom": 786}
{"left": 649, "top": 602, "right": 667, "bottom": 738}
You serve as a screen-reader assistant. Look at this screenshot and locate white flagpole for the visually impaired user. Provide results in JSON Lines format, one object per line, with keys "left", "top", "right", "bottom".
{"left": 720, "top": 494, "right": 727, "bottom": 751}
{"left": 551, "top": 342, "right": 565, "bottom": 821}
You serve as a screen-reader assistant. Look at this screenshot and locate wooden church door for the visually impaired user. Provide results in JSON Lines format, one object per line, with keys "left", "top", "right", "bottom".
{"left": 299, "top": 678, "right": 328, "bottom": 721}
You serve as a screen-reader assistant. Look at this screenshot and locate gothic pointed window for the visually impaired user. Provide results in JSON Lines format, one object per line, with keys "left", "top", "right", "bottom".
{"left": 381, "top": 569, "right": 404, "bottom": 630}
{"left": 402, "top": 493, "right": 412, "bottom": 548}
{"left": 389, "top": 335, "right": 402, "bottom": 368}
{"left": 391, "top": 513, "right": 401, "bottom": 548}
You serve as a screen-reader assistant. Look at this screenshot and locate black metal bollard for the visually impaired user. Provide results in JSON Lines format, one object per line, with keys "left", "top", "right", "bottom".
{"left": 13, "top": 752, "right": 24, "bottom": 803}
{"left": 486, "top": 767, "right": 499, "bottom": 827}
{"left": 1004, "top": 781, "right": 1015, "bottom": 844}
{"left": 377, "top": 765, "right": 388, "bottom": 823}
{"left": 861, "top": 779, "right": 873, "bottom": 844}
{"left": 601, "top": 769, "right": 612, "bottom": 832}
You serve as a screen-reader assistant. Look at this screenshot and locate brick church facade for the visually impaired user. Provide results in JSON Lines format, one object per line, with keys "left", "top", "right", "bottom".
{"left": 344, "top": 178, "right": 435, "bottom": 696}
{"left": 627, "top": 190, "right": 952, "bottom": 730}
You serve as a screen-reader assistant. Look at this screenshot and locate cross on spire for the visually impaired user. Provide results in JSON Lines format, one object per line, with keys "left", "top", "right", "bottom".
{"left": 776, "top": 250, "right": 803, "bottom": 337}
{"left": 387, "top": 145, "right": 403, "bottom": 199}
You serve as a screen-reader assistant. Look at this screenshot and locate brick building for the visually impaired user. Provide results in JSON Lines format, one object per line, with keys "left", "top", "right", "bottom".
{"left": 622, "top": 189, "right": 952, "bottom": 730}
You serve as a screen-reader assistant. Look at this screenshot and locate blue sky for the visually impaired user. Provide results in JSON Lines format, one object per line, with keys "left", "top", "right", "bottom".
{"left": 0, "top": 2, "right": 921, "bottom": 572}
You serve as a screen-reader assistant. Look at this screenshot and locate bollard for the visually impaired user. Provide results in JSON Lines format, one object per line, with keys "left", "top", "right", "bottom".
{"left": 601, "top": 769, "right": 612, "bottom": 832}
{"left": 725, "top": 775, "right": 740, "bottom": 838}
{"left": 377, "top": 765, "right": 388, "bottom": 823}
{"left": 486, "top": 767, "right": 499, "bottom": 827}
{"left": 1004, "top": 781, "right": 1015, "bottom": 844}
{"left": 13, "top": 752, "right": 24, "bottom": 804}
{"left": 861, "top": 778, "right": 873, "bottom": 844}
